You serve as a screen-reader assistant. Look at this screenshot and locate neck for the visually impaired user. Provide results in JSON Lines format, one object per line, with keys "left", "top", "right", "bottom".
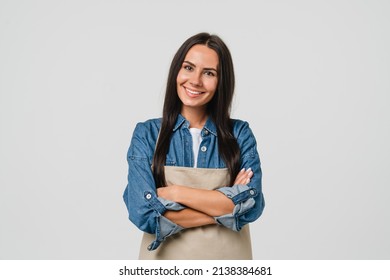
{"left": 181, "top": 107, "right": 208, "bottom": 129}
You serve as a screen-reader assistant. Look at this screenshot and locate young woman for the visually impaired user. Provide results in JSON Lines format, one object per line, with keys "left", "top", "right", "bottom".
{"left": 123, "top": 32, "right": 265, "bottom": 259}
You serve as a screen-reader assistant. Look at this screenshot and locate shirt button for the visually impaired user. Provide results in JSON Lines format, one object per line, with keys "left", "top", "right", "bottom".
{"left": 249, "top": 189, "right": 255, "bottom": 196}
{"left": 201, "top": 146, "right": 207, "bottom": 152}
{"left": 145, "top": 193, "right": 152, "bottom": 200}
{"left": 204, "top": 130, "right": 209, "bottom": 135}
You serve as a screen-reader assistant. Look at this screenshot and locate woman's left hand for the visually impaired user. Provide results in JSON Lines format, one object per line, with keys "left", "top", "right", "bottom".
{"left": 233, "top": 168, "right": 253, "bottom": 185}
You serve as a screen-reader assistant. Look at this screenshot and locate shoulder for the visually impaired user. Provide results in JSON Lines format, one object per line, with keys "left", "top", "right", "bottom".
{"left": 128, "top": 118, "right": 161, "bottom": 158}
{"left": 132, "top": 117, "right": 162, "bottom": 139}
{"left": 134, "top": 118, "right": 161, "bottom": 132}
{"left": 231, "top": 118, "right": 253, "bottom": 138}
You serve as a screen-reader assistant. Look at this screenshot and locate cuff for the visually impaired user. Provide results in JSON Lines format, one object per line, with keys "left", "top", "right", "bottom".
{"left": 147, "top": 215, "right": 184, "bottom": 251}
{"left": 147, "top": 197, "right": 185, "bottom": 251}
{"left": 158, "top": 197, "right": 186, "bottom": 211}
{"left": 214, "top": 184, "right": 257, "bottom": 231}
{"left": 216, "top": 184, "right": 258, "bottom": 204}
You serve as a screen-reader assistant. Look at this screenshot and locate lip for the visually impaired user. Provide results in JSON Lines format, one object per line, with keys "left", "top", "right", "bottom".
{"left": 184, "top": 86, "right": 205, "bottom": 97}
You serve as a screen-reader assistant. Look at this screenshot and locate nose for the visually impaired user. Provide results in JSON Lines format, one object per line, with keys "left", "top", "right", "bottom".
{"left": 189, "top": 71, "right": 202, "bottom": 87}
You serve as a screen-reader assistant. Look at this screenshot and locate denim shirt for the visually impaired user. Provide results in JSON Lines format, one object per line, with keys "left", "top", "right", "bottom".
{"left": 123, "top": 114, "right": 265, "bottom": 251}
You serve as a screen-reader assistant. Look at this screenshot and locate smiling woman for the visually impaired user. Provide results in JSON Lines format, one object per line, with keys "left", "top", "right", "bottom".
{"left": 123, "top": 32, "right": 265, "bottom": 260}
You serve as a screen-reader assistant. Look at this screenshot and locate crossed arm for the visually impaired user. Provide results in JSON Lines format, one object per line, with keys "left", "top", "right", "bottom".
{"left": 157, "top": 168, "right": 253, "bottom": 228}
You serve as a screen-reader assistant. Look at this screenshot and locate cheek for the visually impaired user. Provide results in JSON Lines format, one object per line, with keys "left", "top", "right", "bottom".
{"left": 176, "top": 71, "right": 187, "bottom": 84}
{"left": 206, "top": 79, "right": 218, "bottom": 92}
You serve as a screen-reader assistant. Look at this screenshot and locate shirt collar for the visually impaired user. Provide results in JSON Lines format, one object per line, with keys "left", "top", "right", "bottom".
{"left": 203, "top": 117, "right": 218, "bottom": 136}
{"left": 173, "top": 114, "right": 188, "bottom": 131}
{"left": 173, "top": 114, "right": 218, "bottom": 136}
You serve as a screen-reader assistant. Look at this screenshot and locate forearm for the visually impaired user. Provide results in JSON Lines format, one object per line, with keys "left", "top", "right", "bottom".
{"left": 157, "top": 169, "right": 254, "bottom": 218}
{"left": 159, "top": 186, "right": 235, "bottom": 217}
{"left": 163, "top": 208, "right": 216, "bottom": 228}
{"left": 180, "top": 187, "right": 235, "bottom": 216}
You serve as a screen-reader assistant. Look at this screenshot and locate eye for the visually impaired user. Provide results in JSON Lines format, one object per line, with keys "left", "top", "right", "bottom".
{"left": 204, "top": 71, "right": 216, "bottom": 77}
{"left": 183, "top": 64, "right": 193, "bottom": 71}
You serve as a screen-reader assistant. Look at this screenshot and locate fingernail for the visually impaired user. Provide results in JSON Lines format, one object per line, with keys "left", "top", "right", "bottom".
{"left": 246, "top": 168, "right": 252, "bottom": 172}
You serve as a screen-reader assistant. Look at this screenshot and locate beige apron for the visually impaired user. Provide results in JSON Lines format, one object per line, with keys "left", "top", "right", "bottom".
{"left": 139, "top": 166, "right": 252, "bottom": 260}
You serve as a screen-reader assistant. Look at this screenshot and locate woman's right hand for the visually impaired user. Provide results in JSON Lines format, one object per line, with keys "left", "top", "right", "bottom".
{"left": 233, "top": 168, "right": 253, "bottom": 185}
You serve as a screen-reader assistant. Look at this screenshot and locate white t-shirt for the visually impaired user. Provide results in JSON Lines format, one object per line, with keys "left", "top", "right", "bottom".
{"left": 189, "top": 127, "right": 202, "bottom": 168}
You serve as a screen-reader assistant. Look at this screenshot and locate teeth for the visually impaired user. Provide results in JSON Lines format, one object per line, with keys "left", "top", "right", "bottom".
{"left": 186, "top": 88, "right": 203, "bottom": 95}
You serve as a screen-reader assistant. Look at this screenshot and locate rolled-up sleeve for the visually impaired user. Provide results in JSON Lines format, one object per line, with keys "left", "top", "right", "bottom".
{"left": 122, "top": 123, "right": 184, "bottom": 250}
{"left": 214, "top": 121, "right": 265, "bottom": 231}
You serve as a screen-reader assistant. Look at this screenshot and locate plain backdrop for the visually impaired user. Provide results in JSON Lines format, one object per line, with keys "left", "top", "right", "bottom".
{"left": 1, "top": 0, "right": 389, "bottom": 259}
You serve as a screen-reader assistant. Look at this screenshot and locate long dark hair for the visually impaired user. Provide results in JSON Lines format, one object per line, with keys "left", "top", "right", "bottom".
{"left": 153, "top": 32, "right": 240, "bottom": 187}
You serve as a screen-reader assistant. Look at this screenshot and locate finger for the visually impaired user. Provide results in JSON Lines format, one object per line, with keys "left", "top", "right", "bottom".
{"left": 237, "top": 168, "right": 245, "bottom": 176}
{"left": 234, "top": 171, "right": 247, "bottom": 183}
{"left": 234, "top": 168, "right": 245, "bottom": 179}
{"left": 234, "top": 175, "right": 249, "bottom": 185}
{"left": 235, "top": 168, "right": 254, "bottom": 185}
{"left": 234, "top": 177, "right": 246, "bottom": 185}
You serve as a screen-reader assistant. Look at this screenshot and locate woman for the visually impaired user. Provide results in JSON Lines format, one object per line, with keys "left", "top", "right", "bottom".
{"left": 123, "top": 32, "right": 265, "bottom": 259}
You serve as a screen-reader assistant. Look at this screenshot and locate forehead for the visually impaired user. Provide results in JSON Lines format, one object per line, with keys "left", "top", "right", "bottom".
{"left": 184, "top": 44, "right": 219, "bottom": 68}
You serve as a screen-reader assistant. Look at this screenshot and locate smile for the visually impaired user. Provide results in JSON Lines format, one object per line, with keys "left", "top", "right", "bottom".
{"left": 185, "top": 87, "right": 205, "bottom": 96}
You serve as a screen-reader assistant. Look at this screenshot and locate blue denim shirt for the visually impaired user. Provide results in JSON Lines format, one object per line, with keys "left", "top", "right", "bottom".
{"left": 123, "top": 114, "right": 265, "bottom": 250}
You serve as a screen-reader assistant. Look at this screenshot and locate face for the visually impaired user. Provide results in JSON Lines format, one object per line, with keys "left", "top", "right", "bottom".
{"left": 176, "top": 44, "right": 219, "bottom": 114}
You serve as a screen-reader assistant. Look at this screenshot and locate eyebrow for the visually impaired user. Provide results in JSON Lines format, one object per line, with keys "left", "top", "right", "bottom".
{"left": 183, "top": 61, "right": 218, "bottom": 72}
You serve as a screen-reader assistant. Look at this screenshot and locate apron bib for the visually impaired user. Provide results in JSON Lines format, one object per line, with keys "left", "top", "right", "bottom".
{"left": 139, "top": 166, "right": 252, "bottom": 260}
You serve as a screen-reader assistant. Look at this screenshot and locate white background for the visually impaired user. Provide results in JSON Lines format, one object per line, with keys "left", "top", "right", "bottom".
{"left": 1, "top": 0, "right": 389, "bottom": 259}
